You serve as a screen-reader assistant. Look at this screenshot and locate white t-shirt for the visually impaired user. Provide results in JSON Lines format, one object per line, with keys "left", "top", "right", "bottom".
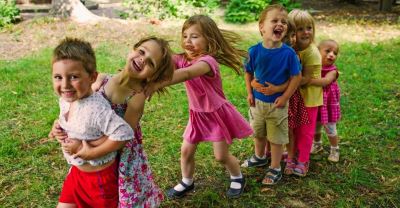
{"left": 58, "top": 92, "right": 134, "bottom": 166}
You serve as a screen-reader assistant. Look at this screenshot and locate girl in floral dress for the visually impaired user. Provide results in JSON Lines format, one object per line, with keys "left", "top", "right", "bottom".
{"left": 52, "top": 36, "right": 174, "bottom": 207}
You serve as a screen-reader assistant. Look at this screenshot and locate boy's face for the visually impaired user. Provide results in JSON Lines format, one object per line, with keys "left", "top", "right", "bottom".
{"left": 259, "top": 9, "right": 288, "bottom": 44}
{"left": 319, "top": 42, "right": 338, "bottom": 66}
{"left": 295, "top": 24, "right": 313, "bottom": 50}
{"left": 126, "top": 40, "right": 162, "bottom": 80}
{"left": 182, "top": 24, "right": 208, "bottom": 59}
{"left": 52, "top": 59, "right": 97, "bottom": 102}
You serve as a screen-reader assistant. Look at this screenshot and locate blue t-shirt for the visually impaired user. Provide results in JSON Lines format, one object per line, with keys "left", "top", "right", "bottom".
{"left": 245, "top": 42, "right": 301, "bottom": 103}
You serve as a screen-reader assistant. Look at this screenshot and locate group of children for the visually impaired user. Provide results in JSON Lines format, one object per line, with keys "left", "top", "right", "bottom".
{"left": 48, "top": 4, "right": 341, "bottom": 207}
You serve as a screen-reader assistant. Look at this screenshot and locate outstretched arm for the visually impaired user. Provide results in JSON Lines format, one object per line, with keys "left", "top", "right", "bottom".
{"left": 146, "top": 61, "right": 211, "bottom": 95}
{"left": 309, "top": 70, "right": 337, "bottom": 87}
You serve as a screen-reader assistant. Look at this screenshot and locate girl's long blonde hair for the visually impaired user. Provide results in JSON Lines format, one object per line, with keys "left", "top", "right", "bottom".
{"left": 181, "top": 15, "right": 247, "bottom": 75}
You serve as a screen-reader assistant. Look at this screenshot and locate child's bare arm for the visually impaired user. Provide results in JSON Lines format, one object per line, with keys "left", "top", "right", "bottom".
{"left": 245, "top": 72, "right": 255, "bottom": 107}
{"left": 73, "top": 139, "right": 128, "bottom": 160}
{"left": 300, "top": 65, "right": 319, "bottom": 86}
{"left": 72, "top": 92, "right": 146, "bottom": 160}
{"left": 251, "top": 80, "right": 289, "bottom": 95}
{"left": 147, "top": 61, "right": 211, "bottom": 94}
{"left": 91, "top": 73, "right": 107, "bottom": 92}
{"left": 309, "top": 70, "right": 337, "bottom": 87}
{"left": 274, "top": 74, "right": 302, "bottom": 108}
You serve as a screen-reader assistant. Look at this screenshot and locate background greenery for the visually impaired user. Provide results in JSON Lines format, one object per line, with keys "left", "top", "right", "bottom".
{"left": 0, "top": 6, "right": 399, "bottom": 207}
{"left": 1, "top": 34, "right": 399, "bottom": 207}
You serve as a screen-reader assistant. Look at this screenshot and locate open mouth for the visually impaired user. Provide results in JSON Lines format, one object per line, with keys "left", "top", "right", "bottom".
{"left": 273, "top": 28, "right": 283, "bottom": 38}
{"left": 131, "top": 59, "right": 143, "bottom": 72}
{"left": 184, "top": 45, "right": 194, "bottom": 51}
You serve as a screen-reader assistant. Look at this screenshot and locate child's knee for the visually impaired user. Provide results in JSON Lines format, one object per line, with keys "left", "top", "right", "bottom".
{"left": 214, "top": 152, "right": 230, "bottom": 163}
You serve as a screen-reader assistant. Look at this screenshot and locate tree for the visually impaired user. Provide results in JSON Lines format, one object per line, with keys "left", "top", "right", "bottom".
{"left": 378, "top": 0, "right": 393, "bottom": 11}
{"left": 50, "top": 0, "right": 106, "bottom": 23}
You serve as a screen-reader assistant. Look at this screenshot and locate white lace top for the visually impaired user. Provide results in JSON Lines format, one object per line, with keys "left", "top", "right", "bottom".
{"left": 58, "top": 92, "right": 134, "bottom": 166}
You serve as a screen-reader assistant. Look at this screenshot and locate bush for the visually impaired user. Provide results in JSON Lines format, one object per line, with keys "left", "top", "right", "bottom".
{"left": 0, "top": 0, "right": 20, "bottom": 28}
{"left": 122, "top": 0, "right": 219, "bottom": 20}
{"left": 224, "top": 0, "right": 301, "bottom": 24}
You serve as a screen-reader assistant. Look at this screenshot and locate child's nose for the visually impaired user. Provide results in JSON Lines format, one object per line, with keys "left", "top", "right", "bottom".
{"left": 62, "top": 79, "right": 71, "bottom": 88}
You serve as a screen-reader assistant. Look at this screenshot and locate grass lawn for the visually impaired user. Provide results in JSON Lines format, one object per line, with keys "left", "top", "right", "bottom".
{"left": 0, "top": 20, "right": 399, "bottom": 207}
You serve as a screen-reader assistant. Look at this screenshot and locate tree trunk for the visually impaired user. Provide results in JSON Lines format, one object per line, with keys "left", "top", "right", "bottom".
{"left": 379, "top": 0, "right": 393, "bottom": 11}
{"left": 50, "top": 0, "right": 106, "bottom": 23}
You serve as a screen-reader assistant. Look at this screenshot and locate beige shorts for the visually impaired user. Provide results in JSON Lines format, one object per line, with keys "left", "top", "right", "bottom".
{"left": 249, "top": 99, "right": 289, "bottom": 145}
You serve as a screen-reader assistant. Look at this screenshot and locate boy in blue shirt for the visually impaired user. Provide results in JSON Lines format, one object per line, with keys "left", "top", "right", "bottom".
{"left": 243, "top": 4, "right": 301, "bottom": 185}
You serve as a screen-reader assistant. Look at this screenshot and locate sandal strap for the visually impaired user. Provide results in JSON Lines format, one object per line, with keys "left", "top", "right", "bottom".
{"left": 247, "top": 155, "right": 267, "bottom": 166}
{"left": 263, "top": 168, "right": 282, "bottom": 184}
{"left": 230, "top": 177, "right": 245, "bottom": 184}
{"left": 179, "top": 180, "right": 191, "bottom": 188}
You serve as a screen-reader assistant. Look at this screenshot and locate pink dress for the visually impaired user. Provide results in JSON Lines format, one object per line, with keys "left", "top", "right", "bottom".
{"left": 174, "top": 54, "right": 253, "bottom": 144}
{"left": 317, "top": 65, "right": 341, "bottom": 124}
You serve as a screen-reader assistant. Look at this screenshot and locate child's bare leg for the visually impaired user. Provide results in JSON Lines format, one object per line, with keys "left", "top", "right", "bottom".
{"left": 270, "top": 142, "right": 284, "bottom": 169}
{"left": 328, "top": 135, "right": 339, "bottom": 147}
{"left": 213, "top": 141, "right": 245, "bottom": 197}
{"left": 173, "top": 140, "right": 197, "bottom": 192}
{"left": 326, "top": 123, "right": 340, "bottom": 162}
{"left": 213, "top": 141, "right": 240, "bottom": 176}
{"left": 57, "top": 203, "right": 76, "bottom": 208}
{"left": 255, "top": 136, "right": 267, "bottom": 157}
{"left": 181, "top": 140, "right": 197, "bottom": 178}
{"left": 286, "top": 129, "right": 295, "bottom": 159}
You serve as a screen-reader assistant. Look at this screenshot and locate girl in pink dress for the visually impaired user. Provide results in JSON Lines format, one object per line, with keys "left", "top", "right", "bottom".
{"left": 310, "top": 39, "right": 341, "bottom": 162}
{"left": 147, "top": 15, "right": 253, "bottom": 199}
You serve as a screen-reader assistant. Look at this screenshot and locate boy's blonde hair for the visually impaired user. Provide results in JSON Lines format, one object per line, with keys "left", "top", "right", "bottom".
{"left": 318, "top": 39, "right": 339, "bottom": 53}
{"left": 288, "top": 9, "right": 316, "bottom": 43}
{"left": 52, "top": 37, "right": 96, "bottom": 74}
{"left": 181, "top": 15, "right": 247, "bottom": 75}
{"left": 134, "top": 36, "right": 174, "bottom": 94}
{"left": 258, "top": 4, "right": 288, "bottom": 27}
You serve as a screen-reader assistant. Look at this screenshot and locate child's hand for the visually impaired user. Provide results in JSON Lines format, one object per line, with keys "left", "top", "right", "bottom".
{"left": 61, "top": 139, "right": 81, "bottom": 154}
{"left": 144, "top": 82, "right": 157, "bottom": 101}
{"left": 247, "top": 94, "right": 255, "bottom": 107}
{"left": 251, "top": 80, "right": 281, "bottom": 95}
{"left": 49, "top": 120, "right": 68, "bottom": 143}
{"left": 72, "top": 141, "right": 95, "bottom": 160}
{"left": 274, "top": 96, "right": 288, "bottom": 108}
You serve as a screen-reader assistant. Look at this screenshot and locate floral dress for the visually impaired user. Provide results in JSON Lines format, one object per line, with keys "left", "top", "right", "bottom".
{"left": 98, "top": 76, "right": 164, "bottom": 208}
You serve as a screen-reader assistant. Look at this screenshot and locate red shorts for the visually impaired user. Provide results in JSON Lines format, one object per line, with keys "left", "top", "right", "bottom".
{"left": 59, "top": 160, "right": 118, "bottom": 208}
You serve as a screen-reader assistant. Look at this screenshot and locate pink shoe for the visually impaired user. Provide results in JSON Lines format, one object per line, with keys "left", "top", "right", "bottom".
{"left": 284, "top": 158, "right": 296, "bottom": 175}
{"left": 293, "top": 162, "right": 309, "bottom": 177}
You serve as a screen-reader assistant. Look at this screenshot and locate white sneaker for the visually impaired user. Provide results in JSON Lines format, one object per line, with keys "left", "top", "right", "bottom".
{"left": 311, "top": 142, "right": 323, "bottom": 154}
{"left": 328, "top": 148, "right": 340, "bottom": 162}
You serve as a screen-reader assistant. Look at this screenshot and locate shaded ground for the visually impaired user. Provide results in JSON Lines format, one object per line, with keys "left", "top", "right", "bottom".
{"left": 1, "top": 0, "right": 399, "bottom": 60}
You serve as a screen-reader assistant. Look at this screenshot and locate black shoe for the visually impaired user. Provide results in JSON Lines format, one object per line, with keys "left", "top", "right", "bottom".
{"left": 166, "top": 181, "right": 194, "bottom": 199}
{"left": 226, "top": 177, "right": 246, "bottom": 198}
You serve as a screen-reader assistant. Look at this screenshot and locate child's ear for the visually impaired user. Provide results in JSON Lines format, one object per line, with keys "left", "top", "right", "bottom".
{"left": 90, "top": 71, "right": 98, "bottom": 83}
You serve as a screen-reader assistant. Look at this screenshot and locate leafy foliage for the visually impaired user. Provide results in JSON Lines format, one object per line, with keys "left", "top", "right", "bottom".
{"left": 122, "top": 0, "right": 219, "bottom": 20}
{"left": 0, "top": 0, "right": 20, "bottom": 28}
{"left": 224, "top": 0, "right": 301, "bottom": 23}
{"left": 225, "top": 0, "right": 271, "bottom": 23}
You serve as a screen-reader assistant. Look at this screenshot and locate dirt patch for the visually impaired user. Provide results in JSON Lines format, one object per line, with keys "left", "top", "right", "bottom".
{"left": 1, "top": 0, "right": 399, "bottom": 60}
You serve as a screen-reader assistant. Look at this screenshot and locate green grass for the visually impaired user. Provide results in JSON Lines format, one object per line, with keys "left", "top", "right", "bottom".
{"left": 1, "top": 33, "right": 399, "bottom": 207}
